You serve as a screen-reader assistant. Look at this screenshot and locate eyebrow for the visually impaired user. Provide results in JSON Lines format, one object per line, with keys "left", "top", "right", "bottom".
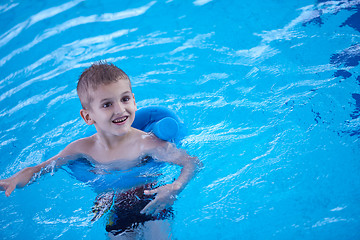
{"left": 100, "top": 98, "right": 113, "bottom": 103}
{"left": 99, "top": 91, "right": 132, "bottom": 103}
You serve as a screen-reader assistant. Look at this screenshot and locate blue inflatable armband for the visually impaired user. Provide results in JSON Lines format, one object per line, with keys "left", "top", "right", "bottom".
{"left": 132, "top": 106, "right": 186, "bottom": 145}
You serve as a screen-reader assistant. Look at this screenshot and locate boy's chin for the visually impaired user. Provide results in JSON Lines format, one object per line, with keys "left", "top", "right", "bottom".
{"left": 113, "top": 125, "right": 134, "bottom": 136}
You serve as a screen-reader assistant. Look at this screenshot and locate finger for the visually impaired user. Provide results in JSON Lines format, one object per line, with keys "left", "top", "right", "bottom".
{"left": 5, "top": 184, "right": 15, "bottom": 197}
{"left": 144, "top": 189, "right": 157, "bottom": 195}
{"left": 140, "top": 200, "right": 156, "bottom": 215}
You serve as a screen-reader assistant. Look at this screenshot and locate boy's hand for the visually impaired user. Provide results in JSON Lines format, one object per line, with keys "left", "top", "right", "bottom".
{"left": 0, "top": 167, "right": 38, "bottom": 197}
{"left": 0, "top": 178, "right": 17, "bottom": 197}
{"left": 140, "top": 182, "right": 181, "bottom": 216}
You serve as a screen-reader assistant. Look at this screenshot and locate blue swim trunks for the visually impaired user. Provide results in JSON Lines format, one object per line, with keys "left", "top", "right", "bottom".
{"left": 103, "top": 183, "right": 173, "bottom": 236}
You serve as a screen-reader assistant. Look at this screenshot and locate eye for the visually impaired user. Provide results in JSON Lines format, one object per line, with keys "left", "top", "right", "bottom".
{"left": 102, "top": 102, "right": 112, "bottom": 108}
{"left": 122, "top": 96, "right": 131, "bottom": 102}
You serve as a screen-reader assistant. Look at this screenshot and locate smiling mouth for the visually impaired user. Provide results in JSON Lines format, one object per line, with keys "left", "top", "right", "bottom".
{"left": 112, "top": 116, "right": 128, "bottom": 124}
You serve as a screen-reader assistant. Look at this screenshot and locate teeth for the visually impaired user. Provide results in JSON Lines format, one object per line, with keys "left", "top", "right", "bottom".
{"left": 113, "top": 116, "right": 127, "bottom": 123}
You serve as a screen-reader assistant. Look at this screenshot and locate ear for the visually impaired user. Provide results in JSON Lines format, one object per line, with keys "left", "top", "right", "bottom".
{"left": 80, "top": 109, "right": 95, "bottom": 125}
{"left": 133, "top": 93, "right": 137, "bottom": 111}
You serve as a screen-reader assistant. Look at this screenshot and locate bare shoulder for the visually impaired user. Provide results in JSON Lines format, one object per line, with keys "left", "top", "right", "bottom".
{"left": 130, "top": 128, "right": 196, "bottom": 166}
{"left": 134, "top": 129, "right": 182, "bottom": 156}
{"left": 132, "top": 128, "right": 168, "bottom": 149}
{"left": 60, "top": 135, "right": 96, "bottom": 157}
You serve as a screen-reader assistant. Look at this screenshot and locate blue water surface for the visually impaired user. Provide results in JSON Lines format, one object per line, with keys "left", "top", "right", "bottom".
{"left": 0, "top": 0, "right": 360, "bottom": 239}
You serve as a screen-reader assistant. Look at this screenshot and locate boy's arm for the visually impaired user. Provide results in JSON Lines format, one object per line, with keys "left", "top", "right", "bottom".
{"left": 0, "top": 141, "right": 80, "bottom": 197}
{"left": 0, "top": 155, "right": 60, "bottom": 197}
{"left": 141, "top": 139, "right": 202, "bottom": 216}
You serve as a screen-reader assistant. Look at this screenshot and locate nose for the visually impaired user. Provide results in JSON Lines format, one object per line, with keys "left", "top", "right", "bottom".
{"left": 113, "top": 101, "right": 125, "bottom": 114}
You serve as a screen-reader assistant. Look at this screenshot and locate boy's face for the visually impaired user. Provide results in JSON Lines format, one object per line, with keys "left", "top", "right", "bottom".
{"left": 81, "top": 79, "right": 137, "bottom": 137}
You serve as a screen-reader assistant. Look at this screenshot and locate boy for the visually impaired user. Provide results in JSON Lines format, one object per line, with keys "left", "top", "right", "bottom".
{"left": 0, "top": 62, "right": 200, "bottom": 238}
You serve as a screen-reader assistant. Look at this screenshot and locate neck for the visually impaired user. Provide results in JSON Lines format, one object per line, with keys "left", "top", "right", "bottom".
{"left": 94, "top": 128, "right": 134, "bottom": 151}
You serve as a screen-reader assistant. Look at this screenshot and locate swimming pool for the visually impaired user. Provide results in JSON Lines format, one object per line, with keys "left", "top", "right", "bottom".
{"left": 0, "top": 0, "right": 360, "bottom": 239}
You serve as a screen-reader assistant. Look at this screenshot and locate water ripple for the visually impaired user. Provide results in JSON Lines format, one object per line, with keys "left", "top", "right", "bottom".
{"left": 170, "top": 32, "right": 214, "bottom": 55}
{"left": 255, "top": 0, "right": 360, "bottom": 43}
{"left": 193, "top": 0, "right": 213, "bottom": 6}
{"left": 0, "top": 2, "right": 19, "bottom": 14}
{"left": 0, "top": 1, "right": 156, "bottom": 67}
{"left": 0, "top": 66, "right": 69, "bottom": 103}
{"left": 0, "top": 0, "right": 84, "bottom": 49}
{"left": 0, "top": 28, "right": 136, "bottom": 90}
{"left": 0, "top": 86, "right": 67, "bottom": 117}
{"left": 0, "top": 28, "right": 136, "bottom": 104}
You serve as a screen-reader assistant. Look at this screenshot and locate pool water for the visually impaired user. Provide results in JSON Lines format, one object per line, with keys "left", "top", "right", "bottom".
{"left": 1, "top": 0, "right": 360, "bottom": 239}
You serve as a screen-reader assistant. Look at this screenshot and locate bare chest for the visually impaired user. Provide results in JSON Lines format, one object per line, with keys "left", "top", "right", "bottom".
{"left": 85, "top": 144, "right": 147, "bottom": 170}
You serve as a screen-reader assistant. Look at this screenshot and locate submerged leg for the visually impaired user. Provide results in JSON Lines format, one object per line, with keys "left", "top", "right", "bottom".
{"left": 142, "top": 220, "right": 172, "bottom": 240}
{"left": 108, "top": 220, "right": 172, "bottom": 240}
